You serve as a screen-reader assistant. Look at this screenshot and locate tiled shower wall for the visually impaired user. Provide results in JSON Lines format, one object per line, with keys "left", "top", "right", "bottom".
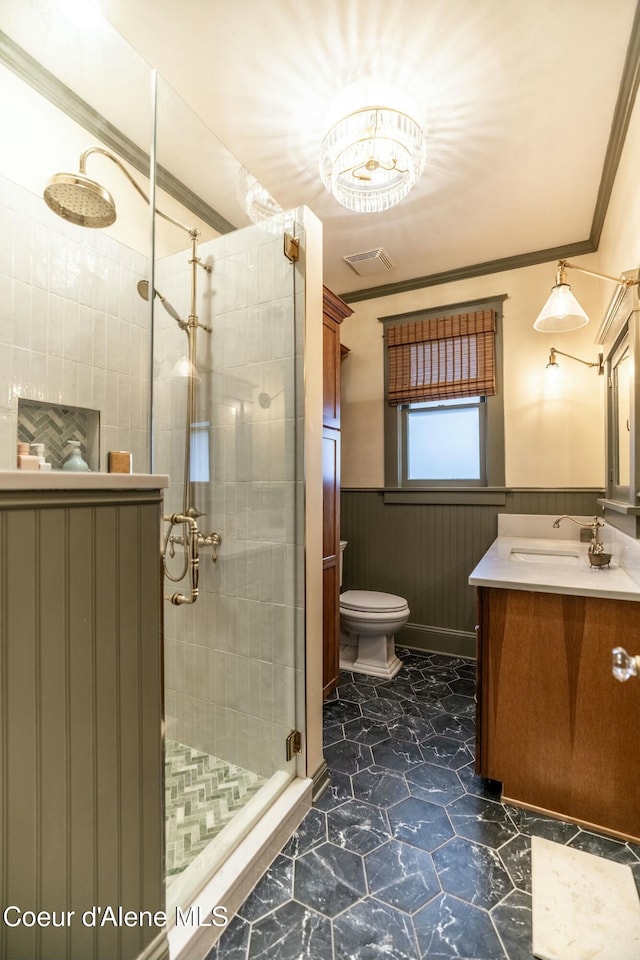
{"left": 0, "top": 173, "right": 151, "bottom": 470}
{"left": 155, "top": 217, "right": 304, "bottom": 781}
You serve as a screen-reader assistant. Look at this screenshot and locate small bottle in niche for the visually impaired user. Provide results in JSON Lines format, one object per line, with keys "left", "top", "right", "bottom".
{"left": 62, "top": 439, "right": 90, "bottom": 471}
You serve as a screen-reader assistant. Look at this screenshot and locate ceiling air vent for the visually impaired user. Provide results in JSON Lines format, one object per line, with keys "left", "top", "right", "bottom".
{"left": 343, "top": 247, "right": 394, "bottom": 277}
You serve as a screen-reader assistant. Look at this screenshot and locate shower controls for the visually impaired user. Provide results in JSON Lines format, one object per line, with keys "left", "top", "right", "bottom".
{"left": 612, "top": 646, "right": 640, "bottom": 681}
{"left": 163, "top": 514, "right": 222, "bottom": 604}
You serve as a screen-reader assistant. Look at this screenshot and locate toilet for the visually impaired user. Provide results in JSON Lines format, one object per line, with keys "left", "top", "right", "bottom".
{"left": 338, "top": 541, "right": 409, "bottom": 679}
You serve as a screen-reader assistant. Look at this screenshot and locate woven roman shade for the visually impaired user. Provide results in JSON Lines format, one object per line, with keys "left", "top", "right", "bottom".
{"left": 386, "top": 309, "right": 497, "bottom": 405}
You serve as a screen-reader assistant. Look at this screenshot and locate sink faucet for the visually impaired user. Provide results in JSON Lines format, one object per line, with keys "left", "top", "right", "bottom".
{"left": 553, "top": 515, "right": 605, "bottom": 554}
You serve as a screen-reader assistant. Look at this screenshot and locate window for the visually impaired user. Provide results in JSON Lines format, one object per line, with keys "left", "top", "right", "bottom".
{"left": 382, "top": 296, "right": 505, "bottom": 496}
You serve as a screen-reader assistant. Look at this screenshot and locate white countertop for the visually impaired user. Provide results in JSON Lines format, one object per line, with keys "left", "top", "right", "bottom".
{"left": 468, "top": 515, "right": 640, "bottom": 602}
{"left": 0, "top": 471, "right": 169, "bottom": 491}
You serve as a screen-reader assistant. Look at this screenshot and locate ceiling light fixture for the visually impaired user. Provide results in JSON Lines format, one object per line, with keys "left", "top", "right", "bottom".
{"left": 320, "top": 106, "right": 426, "bottom": 214}
{"left": 546, "top": 347, "right": 604, "bottom": 375}
{"left": 534, "top": 259, "right": 640, "bottom": 332}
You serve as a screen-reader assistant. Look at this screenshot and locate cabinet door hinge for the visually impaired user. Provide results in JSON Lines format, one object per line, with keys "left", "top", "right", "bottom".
{"left": 285, "top": 729, "right": 302, "bottom": 761}
{"left": 283, "top": 233, "right": 299, "bottom": 262}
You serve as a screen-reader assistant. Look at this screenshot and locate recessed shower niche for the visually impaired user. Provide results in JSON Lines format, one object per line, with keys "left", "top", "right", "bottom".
{"left": 17, "top": 398, "right": 100, "bottom": 471}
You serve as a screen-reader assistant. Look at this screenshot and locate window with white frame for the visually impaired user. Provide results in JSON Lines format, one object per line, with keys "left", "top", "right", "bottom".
{"left": 382, "top": 297, "right": 505, "bottom": 491}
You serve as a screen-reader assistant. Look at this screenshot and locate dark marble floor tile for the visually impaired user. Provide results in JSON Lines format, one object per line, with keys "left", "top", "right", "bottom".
{"left": 440, "top": 692, "right": 476, "bottom": 717}
{"left": 456, "top": 661, "right": 478, "bottom": 680}
{"left": 282, "top": 807, "right": 327, "bottom": 858}
{"left": 498, "top": 833, "right": 532, "bottom": 893}
{"left": 490, "top": 889, "right": 533, "bottom": 960}
{"left": 388, "top": 796, "right": 454, "bottom": 852}
{"left": 238, "top": 854, "right": 293, "bottom": 923}
{"left": 247, "top": 900, "right": 332, "bottom": 960}
{"left": 324, "top": 738, "right": 373, "bottom": 776}
{"left": 430, "top": 712, "right": 475, "bottom": 742}
{"left": 364, "top": 839, "right": 440, "bottom": 914}
{"left": 322, "top": 722, "right": 343, "bottom": 748}
{"left": 207, "top": 913, "right": 250, "bottom": 960}
{"left": 371, "top": 736, "right": 425, "bottom": 773}
{"left": 420, "top": 734, "right": 473, "bottom": 770}
{"left": 293, "top": 841, "right": 366, "bottom": 917}
{"left": 433, "top": 836, "right": 513, "bottom": 910}
{"left": 567, "top": 829, "right": 640, "bottom": 865}
{"left": 361, "top": 696, "right": 406, "bottom": 722}
{"left": 504, "top": 805, "right": 581, "bottom": 845}
{"left": 448, "top": 675, "right": 477, "bottom": 697}
{"left": 313, "top": 770, "right": 353, "bottom": 811}
{"left": 343, "top": 715, "right": 390, "bottom": 746}
{"left": 409, "top": 678, "right": 454, "bottom": 699}
{"left": 405, "top": 762, "right": 466, "bottom": 806}
{"left": 457, "top": 762, "right": 502, "bottom": 801}
{"left": 351, "top": 766, "right": 410, "bottom": 808}
{"left": 216, "top": 650, "right": 637, "bottom": 960}
{"left": 447, "top": 793, "right": 517, "bottom": 848}
{"left": 332, "top": 897, "right": 420, "bottom": 960}
{"left": 402, "top": 699, "right": 448, "bottom": 723}
{"left": 414, "top": 893, "right": 507, "bottom": 960}
{"left": 338, "top": 680, "right": 377, "bottom": 703}
{"left": 323, "top": 698, "right": 362, "bottom": 725}
{"left": 374, "top": 677, "right": 417, "bottom": 701}
{"left": 327, "top": 798, "right": 391, "bottom": 854}
{"left": 386, "top": 712, "right": 434, "bottom": 744}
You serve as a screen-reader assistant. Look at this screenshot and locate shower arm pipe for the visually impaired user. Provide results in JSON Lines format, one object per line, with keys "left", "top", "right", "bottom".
{"left": 79, "top": 146, "right": 194, "bottom": 236}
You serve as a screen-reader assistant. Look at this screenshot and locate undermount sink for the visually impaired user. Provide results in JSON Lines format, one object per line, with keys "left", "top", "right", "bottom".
{"left": 509, "top": 548, "right": 581, "bottom": 566}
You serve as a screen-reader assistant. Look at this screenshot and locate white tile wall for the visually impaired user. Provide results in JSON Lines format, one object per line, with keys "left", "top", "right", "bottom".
{"left": 0, "top": 174, "right": 151, "bottom": 470}
{"left": 157, "top": 217, "right": 304, "bottom": 780}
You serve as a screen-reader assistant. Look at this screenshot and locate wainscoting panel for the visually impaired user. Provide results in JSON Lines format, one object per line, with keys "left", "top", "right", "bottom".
{"left": 340, "top": 489, "right": 603, "bottom": 657}
{"left": 0, "top": 490, "right": 166, "bottom": 960}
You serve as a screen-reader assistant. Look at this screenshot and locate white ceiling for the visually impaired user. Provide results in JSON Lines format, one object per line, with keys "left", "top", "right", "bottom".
{"left": 93, "top": 0, "right": 640, "bottom": 296}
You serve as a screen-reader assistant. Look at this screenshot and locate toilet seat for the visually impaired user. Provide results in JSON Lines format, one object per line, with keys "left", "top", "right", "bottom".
{"left": 340, "top": 590, "right": 408, "bottom": 614}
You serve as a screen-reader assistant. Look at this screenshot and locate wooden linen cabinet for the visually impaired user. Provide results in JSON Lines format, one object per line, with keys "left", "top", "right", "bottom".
{"left": 322, "top": 286, "right": 352, "bottom": 698}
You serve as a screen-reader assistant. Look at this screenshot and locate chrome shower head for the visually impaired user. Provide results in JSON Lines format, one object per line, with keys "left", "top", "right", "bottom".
{"left": 136, "top": 279, "right": 183, "bottom": 324}
{"left": 43, "top": 171, "right": 116, "bottom": 228}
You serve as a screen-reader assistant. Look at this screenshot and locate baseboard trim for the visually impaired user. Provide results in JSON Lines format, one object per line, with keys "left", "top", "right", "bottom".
{"left": 311, "top": 760, "right": 331, "bottom": 803}
{"left": 399, "top": 622, "right": 477, "bottom": 659}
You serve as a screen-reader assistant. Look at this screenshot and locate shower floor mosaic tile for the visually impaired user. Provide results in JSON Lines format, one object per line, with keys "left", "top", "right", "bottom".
{"left": 165, "top": 740, "right": 265, "bottom": 881}
{"left": 207, "top": 649, "right": 640, "bottom": 960}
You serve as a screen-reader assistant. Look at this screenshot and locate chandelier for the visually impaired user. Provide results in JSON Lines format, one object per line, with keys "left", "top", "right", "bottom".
{"left": 320, "top": 106, "right": 426, "bottom": 214}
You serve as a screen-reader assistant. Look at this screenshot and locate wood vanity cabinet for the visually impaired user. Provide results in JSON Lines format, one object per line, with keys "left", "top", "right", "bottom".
{"left": 476, "top": 586, "right": 640, "bottom": 842}
{"left": 322, "top": 286, "right": 352, "bottom": 699}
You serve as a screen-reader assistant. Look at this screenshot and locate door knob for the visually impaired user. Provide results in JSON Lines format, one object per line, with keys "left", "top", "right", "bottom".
{"left": 612, "top": 646, "right": 640, "bottom": 682}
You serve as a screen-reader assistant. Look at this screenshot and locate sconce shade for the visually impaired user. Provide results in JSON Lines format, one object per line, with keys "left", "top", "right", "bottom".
{"left": 320, "top": 106, "right": 426, "bottom": 214}
{"left": 533, "top": 282, "right": 589, "bottom": 332}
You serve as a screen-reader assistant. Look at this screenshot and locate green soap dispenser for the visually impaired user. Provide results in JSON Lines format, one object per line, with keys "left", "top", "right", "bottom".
{"left": 62, "top": 439, "right": 90, "bottom": 471}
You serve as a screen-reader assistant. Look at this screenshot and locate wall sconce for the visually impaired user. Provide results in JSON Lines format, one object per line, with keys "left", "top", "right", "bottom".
{"left": 534, "top": 259, "right": 640, "bottom": 332}
{"left": 546, "top": 347, "right": 604, "bottom": 375}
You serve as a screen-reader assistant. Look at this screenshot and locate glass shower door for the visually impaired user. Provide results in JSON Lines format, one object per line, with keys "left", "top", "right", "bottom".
{"left": 153, "top": 206, "right": 303, "bottom": 911}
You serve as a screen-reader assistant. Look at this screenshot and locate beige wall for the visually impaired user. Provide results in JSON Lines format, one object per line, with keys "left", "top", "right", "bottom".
{"left": 341, "top": 89, "right": 640, "bottom": 492}
{"left": 341, "top": 259, "right": 604, "bottom": 488}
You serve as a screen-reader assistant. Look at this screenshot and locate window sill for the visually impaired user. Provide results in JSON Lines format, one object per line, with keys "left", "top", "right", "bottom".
{"left": 383, "top": 487, "right": 508, "bottom": 505}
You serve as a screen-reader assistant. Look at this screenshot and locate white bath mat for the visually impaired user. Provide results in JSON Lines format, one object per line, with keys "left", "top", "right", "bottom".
{"left": 531, "top": 836, "right": 640, "bottom": 960}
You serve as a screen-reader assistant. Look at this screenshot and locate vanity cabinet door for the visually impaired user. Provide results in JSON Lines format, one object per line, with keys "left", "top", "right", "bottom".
{"left": 477, "top": 586, "right": 640, "bottom": 842}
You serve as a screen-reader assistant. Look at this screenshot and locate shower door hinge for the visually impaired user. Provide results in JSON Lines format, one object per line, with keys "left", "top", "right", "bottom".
{"left": 285, "top": 729, "right": 302, "bottom": 761}
{"left": 283, "top": 233, "right": 299, "bottom": 262}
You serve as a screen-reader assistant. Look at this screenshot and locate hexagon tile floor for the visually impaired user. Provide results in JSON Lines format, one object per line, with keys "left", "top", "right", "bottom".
{"left": 207, "top": 648, "right": 640, "bottom": 960}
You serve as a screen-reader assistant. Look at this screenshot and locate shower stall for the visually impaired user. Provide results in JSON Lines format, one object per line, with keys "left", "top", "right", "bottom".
{"left": 0, "top": 6, "right": 324, "bottom": 957}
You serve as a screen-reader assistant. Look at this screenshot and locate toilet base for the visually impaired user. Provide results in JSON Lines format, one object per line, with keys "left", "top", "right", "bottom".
{"left": 339, "top": 633, "right": 403, "bottom": 680}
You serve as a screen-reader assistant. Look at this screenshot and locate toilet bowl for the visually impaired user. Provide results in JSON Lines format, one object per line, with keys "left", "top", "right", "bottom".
{"left": 339, "top": 590, "right": 409, "bottom": 679}
{"left": 338, "top": 543, "right": 409, "bottom": 679}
